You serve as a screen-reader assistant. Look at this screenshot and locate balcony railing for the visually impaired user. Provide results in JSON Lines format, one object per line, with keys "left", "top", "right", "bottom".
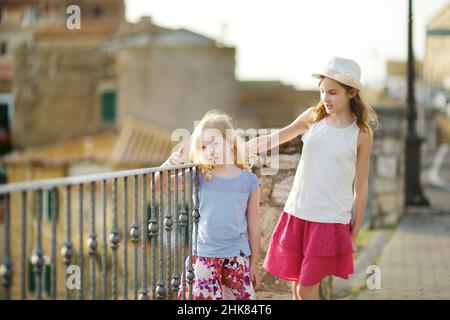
{"left": 0, "top": 164, "right": 199, "bottom": 300}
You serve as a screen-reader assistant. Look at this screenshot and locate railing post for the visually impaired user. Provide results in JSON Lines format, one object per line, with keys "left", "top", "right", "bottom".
{"left": 101, "top": 180, "right": 107, "bottom": 300}
{"left": 188, "top": 168, "right": 199, "bottom": 299}
{"left": 179, "top": 169, "right": 188, "bottom": 300}
{"left": 88, "top": 182, "right": 98, "bottom": 299}
{"left": 50, "top": 187, "right": 58, "bottom": 299}
{"left": 149, "top": 173, "right": 158, "bottom": 299}
{"left": 165, "top": 170, "right": 173, "bottom": 300}
{"left": 78, "top": 184, "right": 84, "bottom": 300}
{"left": 122, "top": 177, "right": 128, "bottom": 300}
{"left": 1, "top": 193, "right": 12, "bottom": 300}
{"left": 156, "top": 172, "right": 165, "bottom": 300}
{"left": 172, "top": 169, "right": 180, "bottom": 299}
{"left": 19, "top": 191, "right": 27, "bottom": 300}
{"left": 130, "top": 175, "right": 139, "bottom": 300}
{"left": 139, "top": 175, "right": 149, "bottom": 300}
{"left": 32, "top": 189, "right": 45, "bottom": 300}
{"left": 62, "top": 185, "right": 74, "bottom": 300}
{"left": 110, "top": 178, "right": 120, "bottom": 300}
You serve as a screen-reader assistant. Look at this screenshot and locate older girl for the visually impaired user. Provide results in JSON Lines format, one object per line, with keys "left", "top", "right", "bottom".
{"left": 247, "top": 57, "right": 377, "bottom": 300}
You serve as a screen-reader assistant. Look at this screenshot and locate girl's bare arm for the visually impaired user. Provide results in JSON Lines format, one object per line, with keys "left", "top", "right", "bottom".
{"left": 245, "top": 106, "right": 315, "bottom": 155}
{"left": 352, "top": 129, "right": 374, "bottom": 239}
{"left": 154, "top": 145, "right": 190, "bottom": 192}
{"left": 247, "top": 186, "right": 261, "bottom": 269}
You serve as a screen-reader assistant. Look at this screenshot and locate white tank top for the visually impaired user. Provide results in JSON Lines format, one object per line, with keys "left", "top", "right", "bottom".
{"left": 283, "top": 116, "right": 360, "bottom": 224}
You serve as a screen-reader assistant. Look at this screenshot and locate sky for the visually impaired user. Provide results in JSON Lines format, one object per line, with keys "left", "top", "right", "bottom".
{"left": 125, "top": 0, "right": 449, "bottom": 90}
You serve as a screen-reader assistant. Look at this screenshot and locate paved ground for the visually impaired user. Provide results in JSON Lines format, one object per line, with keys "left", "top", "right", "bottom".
{"left": 352, "top": 213, "right": 450, "bottom": 299}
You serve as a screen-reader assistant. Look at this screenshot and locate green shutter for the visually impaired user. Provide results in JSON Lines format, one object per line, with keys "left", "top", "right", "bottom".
{"left": 101, "top": 91, "right": 116, "bottom": 123}
{"left": 43, "top": 264, "right": 51, "bottom": 297}
{"left": 45, "top": 190, "right": 51, "bottom": 221}
{"left": 28, "top": 261, "right": 35, "bottom": 294}
{"left": 28, "top": 260, "right": 51, "bottom": 297}
{"left": 44, "top": 189, "right": 58, "bottom": 222}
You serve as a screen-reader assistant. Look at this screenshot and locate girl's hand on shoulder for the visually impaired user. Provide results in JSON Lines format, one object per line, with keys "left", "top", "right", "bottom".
{"left": 250, "top": 263, "right": 261, "bottom": 290}
{"left": 164, "top": 144, "right": 185, "bottom": 166}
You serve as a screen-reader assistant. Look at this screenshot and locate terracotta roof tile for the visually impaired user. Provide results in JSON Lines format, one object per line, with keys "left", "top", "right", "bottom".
{"left": 1, "top": 117, "right": 175, "bottom": 167}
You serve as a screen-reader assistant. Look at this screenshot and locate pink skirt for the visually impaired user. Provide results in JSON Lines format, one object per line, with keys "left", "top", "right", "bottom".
{"left": 263, "top": 211, "right": 354, "bottom": 286}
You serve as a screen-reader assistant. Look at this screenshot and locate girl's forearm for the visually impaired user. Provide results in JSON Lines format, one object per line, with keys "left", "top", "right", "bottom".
{"left": 154, "top": 159, "right": 171, "bottom": 190}
{"left": 248, "top": 224, "right": 261, "bottom": 265}
{"left": 246, "top": 131, "right": 280, "bottom": 155}
{"left": 352, "top": 186, "right": 368, "bottom": 236}
{"left": 153, "top": 171, "right": 164, "bottom": 191}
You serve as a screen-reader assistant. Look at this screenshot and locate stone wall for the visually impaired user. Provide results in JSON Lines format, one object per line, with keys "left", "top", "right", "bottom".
{"left": 369, "top": 106, "right": 407, "bottom": 228}
{"left": 251, "top": 137, "right": 303, "bottom": 293}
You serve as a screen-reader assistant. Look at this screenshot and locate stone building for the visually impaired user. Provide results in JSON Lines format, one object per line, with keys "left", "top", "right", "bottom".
{"left": 8, "top": 13, "right": 238, "bottom": 150}
{"left": 1, "top": 0, "right": 126, "bottom": 150}
{"left": 424, "top": 2, "right": 450, "bottom": 90}
{"left": 105, "top": 21, "right": 239, "bottom": 132}
{"left": 384, "top": 60, "right": 424, "bottom": 104}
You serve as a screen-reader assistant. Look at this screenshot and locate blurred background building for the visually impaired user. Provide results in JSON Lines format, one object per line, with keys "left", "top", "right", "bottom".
{"left": 0, "top": 0, "right": 322, "bottom": 183}
{"left": 0, "top": 0, "right": 448, "bottom": 182}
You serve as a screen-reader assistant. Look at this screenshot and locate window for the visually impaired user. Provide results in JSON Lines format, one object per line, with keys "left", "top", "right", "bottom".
{"left": 100, "top": 90, "right": 116, "bottom": 124}
{"left": 0, "top": 102, "right": 11, "bottom": 154}
{"left": 0, "top": 198, "right": 5, "bottom": 225}
{"left": 22, "top": 7, "right": 38, "bottom": 26}
{"left": 28, "top": 259, "right": 51, "bottom": 296}
{"left": 32, "top": 189, "right": 59, "bottom": 222}
{"left": 0, "top": 42, "right": 7, "bottom": 56}
{"left": 43, "top": 189, "right": 59, "bottom": 222}
{"left": 0, "top": 103, "right": 9, "bottom": 129}
{"left": 93, "top": 7, "right": 102, "bottom": 18}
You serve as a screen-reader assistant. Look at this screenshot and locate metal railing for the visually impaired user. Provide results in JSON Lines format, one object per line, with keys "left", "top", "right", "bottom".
{"left": 0, "top": 164, "right": 199, "bottom": 300}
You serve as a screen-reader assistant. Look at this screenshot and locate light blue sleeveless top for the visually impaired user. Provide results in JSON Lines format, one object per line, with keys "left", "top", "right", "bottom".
{"left": 194, "top": 169, "right": 260, "bottom": 258}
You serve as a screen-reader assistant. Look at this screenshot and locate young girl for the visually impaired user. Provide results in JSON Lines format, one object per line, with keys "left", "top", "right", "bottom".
{"left": 246, "top": 57, "right": 377, "bottom": 300}
{"left": 158, "top": 110, "right": 261, "bottom": 300}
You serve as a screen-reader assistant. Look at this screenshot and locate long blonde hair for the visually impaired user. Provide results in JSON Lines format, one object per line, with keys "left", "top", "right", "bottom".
{"left": 309, "top": 76, "right": 378, "bottom": 134}
{"left": 189, "top": 110, "right": 250, "bottom": 180}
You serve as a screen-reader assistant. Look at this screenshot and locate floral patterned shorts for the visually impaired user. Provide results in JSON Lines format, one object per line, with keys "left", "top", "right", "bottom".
{"left": 178, "top": 251, "right": 256, "bottom": 300}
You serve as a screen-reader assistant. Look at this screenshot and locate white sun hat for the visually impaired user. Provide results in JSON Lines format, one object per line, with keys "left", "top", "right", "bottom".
{"left": 312, "top": 56, "right": 363, "bottom": 90}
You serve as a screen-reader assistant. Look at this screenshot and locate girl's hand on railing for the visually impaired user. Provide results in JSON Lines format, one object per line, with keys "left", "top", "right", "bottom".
{"left": 156, "top": 144, "right": 191, "bottom": 193}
